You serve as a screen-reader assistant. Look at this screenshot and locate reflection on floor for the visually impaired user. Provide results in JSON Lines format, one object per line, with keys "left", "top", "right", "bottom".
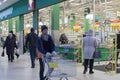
{"left": 0, "top": 50, "right": 120, "bottom": 80}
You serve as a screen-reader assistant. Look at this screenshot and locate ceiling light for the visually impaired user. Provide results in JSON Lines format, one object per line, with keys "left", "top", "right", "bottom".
{"left": 3, "top": 0, "right": 7, "bottom": 2}
{"left": 68, "top": 0, "right": 75, "bottom": 2}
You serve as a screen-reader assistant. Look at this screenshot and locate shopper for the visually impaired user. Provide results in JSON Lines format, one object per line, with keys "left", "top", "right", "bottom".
{"left": 36, "top": 25, "right": 57, "bottom": 80}
{"left": 25, "top": 28, "right": 38, "bottom": 68}
{"left": 3, "top": 32, "right": 18, "bottom": 62}
{"left": 83, "top": 29, "right": 97, "bottom": 74}
{"left": 59, "top": 33, "right": 68, "bottom": 44}
{"left": 9, "top": 30, "right": 19, "bottom": 58}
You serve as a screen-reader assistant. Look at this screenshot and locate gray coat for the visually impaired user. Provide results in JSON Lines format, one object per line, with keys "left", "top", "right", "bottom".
{"left": 83, "top": 36, "right": 97, "bottom": 59}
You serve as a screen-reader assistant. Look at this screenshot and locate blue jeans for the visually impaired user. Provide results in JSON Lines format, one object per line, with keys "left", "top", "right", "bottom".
{"left": 29, "top": 47, "right": 36, "bottom": 68}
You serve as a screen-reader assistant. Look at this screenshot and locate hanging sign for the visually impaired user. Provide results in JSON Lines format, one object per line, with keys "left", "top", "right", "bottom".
{"left": 117, "top": 11, "right": 120, "bottom": 17}
{"left": 28, "top": 0, "right": 35, "bottom": 10}
{"left": 0, "top": 7, "right": 13, "bottom": 19}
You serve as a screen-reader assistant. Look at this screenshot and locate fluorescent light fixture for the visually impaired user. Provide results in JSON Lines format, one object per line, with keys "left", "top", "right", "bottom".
{"left": 39, "top": 22, "right": 43, "bottom": 26}
{"left": 86, "top": 14, "right": 94, "bottom": 20}
{"left": 3, "top": 0, "right": 7, "bottom": 2}
{"left": 68, "top": 0, "right": 75, "bottom": 2}
{"left": 26, "top": 24, "right": 31, "bottom": 28}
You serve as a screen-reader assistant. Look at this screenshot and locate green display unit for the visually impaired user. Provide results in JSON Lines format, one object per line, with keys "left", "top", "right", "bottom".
{"left": 56, "top": 46, "right": 114, "bottom": 62}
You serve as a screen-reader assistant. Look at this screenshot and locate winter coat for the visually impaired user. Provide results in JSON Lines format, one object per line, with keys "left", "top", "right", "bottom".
{"left": 36, "top": 34, "right": 55, "bottom": 55}
{"left": 3, "top": 36, "right": 17, "bottom": 55}
{"left": 83, "top": 30, "right": 97, "bottom": 59}
{"left": 25, "top": 32, "right": 38, "bottom": 49}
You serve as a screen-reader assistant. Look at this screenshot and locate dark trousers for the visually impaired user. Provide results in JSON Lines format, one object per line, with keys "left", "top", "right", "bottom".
{"left": 84, "top": 59, "right": 94, "bottom": 72}
{"left": 29, "top": 47, "right": 36, "bottom": 67}
{"left": 39, "top": 58, "right": 45, "bottom": 80}
{"left": 8, "top": 53, "right": 14, "bottom": 62}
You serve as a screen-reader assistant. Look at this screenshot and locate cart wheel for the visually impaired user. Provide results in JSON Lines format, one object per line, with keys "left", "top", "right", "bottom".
{"left": 59, "top": 77, "right": 69, "bottom": 80}
{"left": 60, "top": 78, "right": 62, "bottom": 80}
{"left": 45, "top": 77, "right": 51, "bottom": 80}
{"left": 65, "top": 77, "right": 68, "bottom": 80}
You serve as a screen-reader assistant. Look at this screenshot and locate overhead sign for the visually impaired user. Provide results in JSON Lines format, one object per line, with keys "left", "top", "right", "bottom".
{"left": 106, "top": 11, "right": 111, "bottom": 18}
{"left": 28, "top": 0, "right": 35, "bottom": 10}
{"left": 117, "top": 11, "right": 120, "bottom": 17}
{"left": 0, "top": 7, "right": 13, "bottom": 19}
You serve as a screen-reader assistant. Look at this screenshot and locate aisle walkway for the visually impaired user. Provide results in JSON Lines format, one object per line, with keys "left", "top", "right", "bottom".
{"left": 0, "top": 49, "right": 120, "bottom": 80}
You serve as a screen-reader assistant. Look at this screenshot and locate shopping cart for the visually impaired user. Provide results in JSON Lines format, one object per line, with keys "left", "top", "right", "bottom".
{"left": 46, "top": 54, "right": 76, "bottom": 80}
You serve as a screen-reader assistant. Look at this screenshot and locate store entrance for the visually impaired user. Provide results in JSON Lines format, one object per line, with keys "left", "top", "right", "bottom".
{"left": 38, "top": 7, "right": 51, "bottom": 35}
{"left": 23, "top": 12, "right": 33, "bottom": 53}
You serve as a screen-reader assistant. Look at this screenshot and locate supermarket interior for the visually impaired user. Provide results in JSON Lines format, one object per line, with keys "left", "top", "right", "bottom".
{"left": 0, "top": 0, "right": 120, "bottom": 80}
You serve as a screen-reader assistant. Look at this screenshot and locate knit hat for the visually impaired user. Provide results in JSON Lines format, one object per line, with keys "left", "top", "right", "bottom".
{"left": 41, "top": 25, "right": 48, "bottom": 32}
{"left": 87, "top": 29, "right": 93, "bottom": 36}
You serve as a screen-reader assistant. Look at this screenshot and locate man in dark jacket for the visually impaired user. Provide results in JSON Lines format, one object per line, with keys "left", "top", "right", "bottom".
{"left": 3, "top": 32, "right": 18, "bottom": 62}
{"left": 26, "top": 28, "right": 38, "bottom": 68}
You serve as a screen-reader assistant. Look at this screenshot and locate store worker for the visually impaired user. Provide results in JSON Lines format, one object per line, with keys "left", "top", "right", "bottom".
{"left": 36, "top": 25, "right": 57, "bottom": 80}
{"left": 83, "top": 29, "right": 97, "bottom": 74}
{"left": 59, "top": 33, "right": 68, "bottom": 44}
{"left": 25, "top": 28, "right": 38, "bottom": 68}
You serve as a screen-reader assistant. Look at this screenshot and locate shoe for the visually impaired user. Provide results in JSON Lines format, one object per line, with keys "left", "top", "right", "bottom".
{"left": 8, "top": 59, "right": 10, "bottom": 62}
{"left": 89, "top": 71, "right": 94, "bottom": 74}
{"left": 15, "top": 53, "right": 19, "bottom": 58}
{"left": 31, "top": 66, "right": 35, "bottom": 68}
{"left": 83, "top": 70, "right": 87, "bottom": 74}
{"left": 44, "top": 76, "right": 49, "bottom": 80}
{"left": 11, "top": 60, "right": 13, "bottom": 62}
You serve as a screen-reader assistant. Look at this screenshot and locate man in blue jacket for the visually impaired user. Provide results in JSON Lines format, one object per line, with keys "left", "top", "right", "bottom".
{"left": 36, "top": 25, "right": 57, "bottom": 80}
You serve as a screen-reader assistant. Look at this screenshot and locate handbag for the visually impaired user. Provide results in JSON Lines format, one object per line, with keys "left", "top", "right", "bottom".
{"left": 93, "top": 48, "right": 101, "bottom": 58}
{"left": 36, "top": 38, "right": 44, "bottom": 59}
{"left": 1, "top": 50, "right": 5, "bottom": 57}
{"left": 36, "top": 49, "right": 43, "bottom": 59}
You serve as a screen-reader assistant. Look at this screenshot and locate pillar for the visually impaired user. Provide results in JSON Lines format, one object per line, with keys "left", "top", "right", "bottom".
{"left": 84, "top": 17, "right": 89, "bottom": 33}
{"left": 19, "top": 15, "right": 24, "bottom": 54}
{"left": 33, "top": 10, "right": 38, "bottom": 34}
{"left": 16, "top": 16, "right": 20, "bottom": 33}
{"left": 8, "top": 19, "right": 13, "bottom": 31}
{"left": 51, "top": 4, "right": 60, "bottom": 45}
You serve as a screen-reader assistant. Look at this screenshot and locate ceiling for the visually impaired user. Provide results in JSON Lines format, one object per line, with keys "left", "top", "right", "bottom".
{"left": 0, "top": 0, "right": 19, "bottom": 11}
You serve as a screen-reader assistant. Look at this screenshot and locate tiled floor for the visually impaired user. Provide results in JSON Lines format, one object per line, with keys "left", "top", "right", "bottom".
{"left": 0, "top": 50, "right": 120, "bottom": 80}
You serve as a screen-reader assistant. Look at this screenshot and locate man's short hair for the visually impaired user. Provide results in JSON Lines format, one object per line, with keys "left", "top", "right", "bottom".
{"left": 31, "top": 28, "right": 34, "bottom": 32}
{"left": 9, "top": 30, "right": 13, "bottom": 34}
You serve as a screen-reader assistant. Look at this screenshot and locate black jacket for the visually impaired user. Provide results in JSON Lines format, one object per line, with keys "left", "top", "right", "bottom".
{"left": 25, "top": 32, "right": 38, "bottom": 49}
{"left": 3, "top": 36, "right": 17, "bottom": 54}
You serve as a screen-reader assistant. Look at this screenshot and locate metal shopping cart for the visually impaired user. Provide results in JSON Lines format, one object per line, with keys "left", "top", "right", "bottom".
{"left": 45, "top": 54, "right": 76, "bottom": 80}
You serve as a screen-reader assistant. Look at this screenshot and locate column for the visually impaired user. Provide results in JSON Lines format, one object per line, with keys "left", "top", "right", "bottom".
{"left": 16, "top": 16, "right": 20, "bottom": 33}
{"left": 33, "top": 10, "right": 38, "bottom": 34}
{"left": 84, "top": 17, "right": 89, "bottom": 33}
{"left": 19, "top": 15, "right": 24, "bottom": 54}
{"left": 51, "top": 4, "right": 60, "bottom": 44}
{"left": 8, "top": 19, "right": 13, "bottom": 31}
{"left": 0, "top": 22, "right": 2, "bottom": 34}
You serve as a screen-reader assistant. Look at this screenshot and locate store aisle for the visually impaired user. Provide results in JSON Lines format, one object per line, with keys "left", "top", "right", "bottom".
{"left": 0, "top": 47, "right": 120, "bottom": 80}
